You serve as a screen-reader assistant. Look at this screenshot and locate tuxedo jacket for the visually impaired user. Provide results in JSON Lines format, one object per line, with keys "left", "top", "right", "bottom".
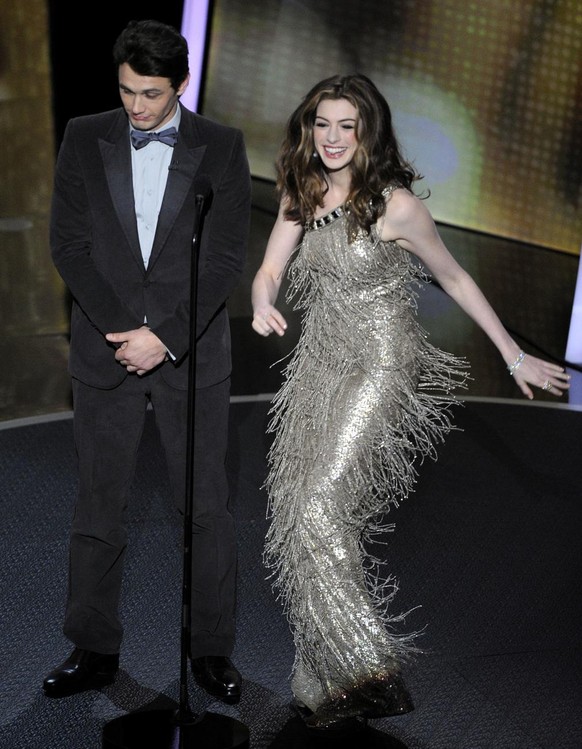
{"left": 50, "top": 103, "right": 251, "bottom": 391}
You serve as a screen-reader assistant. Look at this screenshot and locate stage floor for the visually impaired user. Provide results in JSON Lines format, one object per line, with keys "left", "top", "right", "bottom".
{"left": 0, "top": 399, "right": 580, "bottom": 748}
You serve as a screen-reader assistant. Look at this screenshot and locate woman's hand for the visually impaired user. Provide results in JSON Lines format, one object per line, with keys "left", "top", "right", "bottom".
{"left": 508, "top": 351, "right": 571, "bottom": 400}
{"left": 252, "top": 305, "right": 288, "bottom": 337}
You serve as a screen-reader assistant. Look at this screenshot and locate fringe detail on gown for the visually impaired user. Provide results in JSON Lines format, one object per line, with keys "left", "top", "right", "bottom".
{"left": 264, "top": 205, "right": 469, "bottom": 717}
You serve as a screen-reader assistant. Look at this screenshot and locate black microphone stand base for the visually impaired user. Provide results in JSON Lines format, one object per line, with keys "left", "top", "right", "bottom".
{"left": 102, "top": 708, "right": 249, "bottom": 749}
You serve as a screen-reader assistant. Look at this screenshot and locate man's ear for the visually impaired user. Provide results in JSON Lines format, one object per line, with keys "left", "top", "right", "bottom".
{"left": 177, "top": 73, "right": 191, "bottom": 98}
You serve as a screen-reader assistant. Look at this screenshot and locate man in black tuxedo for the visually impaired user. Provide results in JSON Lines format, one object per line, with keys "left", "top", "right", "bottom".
{"left": 43, "top": 19, "right": 251, "bottom": 703}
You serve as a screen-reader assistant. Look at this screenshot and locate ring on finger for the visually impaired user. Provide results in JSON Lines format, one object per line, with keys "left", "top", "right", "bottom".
{"left": 542, "top": 380, "right": 553, "bottom": 391}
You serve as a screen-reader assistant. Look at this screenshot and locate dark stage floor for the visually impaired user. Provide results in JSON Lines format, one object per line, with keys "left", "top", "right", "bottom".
{"left": 0, "top": 400, "right": 581, "bottom": 748}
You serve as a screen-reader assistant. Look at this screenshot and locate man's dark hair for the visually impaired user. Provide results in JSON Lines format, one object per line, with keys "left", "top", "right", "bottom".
{"left": 113, "top": 19, "right": 189, "bottom": 90}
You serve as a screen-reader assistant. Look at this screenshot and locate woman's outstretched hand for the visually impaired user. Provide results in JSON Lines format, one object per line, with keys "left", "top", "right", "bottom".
{"left": 252, "top": 305, "right": 288, "bottom": 337}
{"left": 508, "top": 350, "right": 571, "bottom": 400}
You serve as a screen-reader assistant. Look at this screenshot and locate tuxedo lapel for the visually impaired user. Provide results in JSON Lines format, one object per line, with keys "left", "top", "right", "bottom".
{"left": 147, "top": 144, "right": 206, "bottom": 271}
{"left": 98, "top": 113, "right": 144, "bottom": 272}
{"left": 147, "top": 110, "right": 207, "bottom": 272}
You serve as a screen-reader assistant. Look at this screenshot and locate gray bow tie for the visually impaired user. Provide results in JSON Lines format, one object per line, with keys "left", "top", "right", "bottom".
{"left": 131, "top": 126, "right": 178, "bottom": 149}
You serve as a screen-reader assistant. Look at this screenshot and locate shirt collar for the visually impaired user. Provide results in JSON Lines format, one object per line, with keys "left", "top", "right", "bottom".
{"left": 129, "top": 103, "right": 181, "bottom": 137}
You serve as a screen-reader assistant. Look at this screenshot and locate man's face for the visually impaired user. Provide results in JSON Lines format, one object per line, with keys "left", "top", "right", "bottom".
{"left": 118, "top": 62, "right": 189, "bottom": 131}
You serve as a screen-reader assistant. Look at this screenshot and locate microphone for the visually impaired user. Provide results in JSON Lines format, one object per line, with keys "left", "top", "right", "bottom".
{"left": 194, "top": 175, "right": 212, "bottom": 203}
{"left": 192, "top": 176, "right": 211, "bottom": 247}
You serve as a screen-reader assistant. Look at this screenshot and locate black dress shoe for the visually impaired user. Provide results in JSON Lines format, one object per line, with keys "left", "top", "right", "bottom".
{"left": 43, "top": 647, "right": 119, "bottom": 698}
{"left": 190, "top": 656, "right": 241, "bottom": 704}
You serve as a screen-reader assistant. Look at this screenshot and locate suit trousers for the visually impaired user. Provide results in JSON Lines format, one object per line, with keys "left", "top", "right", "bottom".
{"left": 64, "top": 371, "right": 236, "bottom": 658}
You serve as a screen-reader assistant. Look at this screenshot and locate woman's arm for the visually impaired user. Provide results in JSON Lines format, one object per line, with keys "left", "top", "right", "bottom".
{"left": 379, "top": 189, "right": 570, "bottom": 399}
{"left": 251, "top": 202, "right": 304, "bottom": 337}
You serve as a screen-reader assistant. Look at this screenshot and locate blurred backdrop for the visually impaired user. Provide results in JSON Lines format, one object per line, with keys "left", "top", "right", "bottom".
{"left": 203, "top": 0, "right": 582, "bottom": 253}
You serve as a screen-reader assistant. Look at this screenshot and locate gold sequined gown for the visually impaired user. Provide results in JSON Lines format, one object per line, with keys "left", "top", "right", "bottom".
{"left": 265, "top": 188, "right": 468, "bottom": 722}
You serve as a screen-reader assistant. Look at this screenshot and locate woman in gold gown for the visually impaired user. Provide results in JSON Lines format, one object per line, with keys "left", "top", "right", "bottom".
{"left": 251, "top": 74, "right": 569, "bottom": 732}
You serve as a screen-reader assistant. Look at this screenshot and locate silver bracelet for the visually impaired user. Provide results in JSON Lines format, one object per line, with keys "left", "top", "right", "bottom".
{"left": 507, "top": 350, "right": 526, "bottom": 376}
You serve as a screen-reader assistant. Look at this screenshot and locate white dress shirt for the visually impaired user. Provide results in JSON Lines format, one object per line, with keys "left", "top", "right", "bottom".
{"left": 130, "top": 106, "right": 181, "bottom": 268}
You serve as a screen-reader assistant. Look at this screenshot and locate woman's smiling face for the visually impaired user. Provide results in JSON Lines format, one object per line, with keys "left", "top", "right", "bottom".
{"left": 313, "top": 98, "right": 359, "bottom": 173}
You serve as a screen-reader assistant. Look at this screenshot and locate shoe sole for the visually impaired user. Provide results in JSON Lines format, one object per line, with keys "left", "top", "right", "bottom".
{"left": 193, "top": 686, "right": 241, "bottom": 705}
{"left": 191, "top": 677, "right": 241, "bottom": 705}
{"left": 43, "top": 672, "right": 116, "bottom": 698}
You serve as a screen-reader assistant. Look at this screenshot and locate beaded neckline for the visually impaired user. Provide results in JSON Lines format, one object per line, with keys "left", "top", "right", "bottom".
{"left": 305, "top": 184, "right": 400, "bottom": 232}
{"left": 306, "top": 205, "right": 346, "bottom": 231}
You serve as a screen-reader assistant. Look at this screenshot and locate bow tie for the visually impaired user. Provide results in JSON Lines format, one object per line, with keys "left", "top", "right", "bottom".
{"left": 130, "top": 126, "right": 178, "bottom": 149}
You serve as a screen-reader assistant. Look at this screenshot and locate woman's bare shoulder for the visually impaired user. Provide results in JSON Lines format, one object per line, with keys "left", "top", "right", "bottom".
{"left": 384, "top": 186, "right": 425, "bottom": 220}
{"left": 379, "top": 187, "right": 431, "bottom": 242}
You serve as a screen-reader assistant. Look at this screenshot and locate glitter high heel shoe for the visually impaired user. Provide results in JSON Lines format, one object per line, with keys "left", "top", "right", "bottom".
{"left": 299, "top": 672, "right": 414, "bottom": 730}
{"left": 291, "top": 697, "right": 368, "bottom": 735}
{"left": 361, "top": 672, "right": 414, "bottom": 718}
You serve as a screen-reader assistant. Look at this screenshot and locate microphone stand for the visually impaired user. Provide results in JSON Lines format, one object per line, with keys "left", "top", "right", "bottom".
{"left": 178, "top": 190, "right": 205, "bottom": 728}
{"left": 103, "top": 188, "right": 249, "bottom": 748}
